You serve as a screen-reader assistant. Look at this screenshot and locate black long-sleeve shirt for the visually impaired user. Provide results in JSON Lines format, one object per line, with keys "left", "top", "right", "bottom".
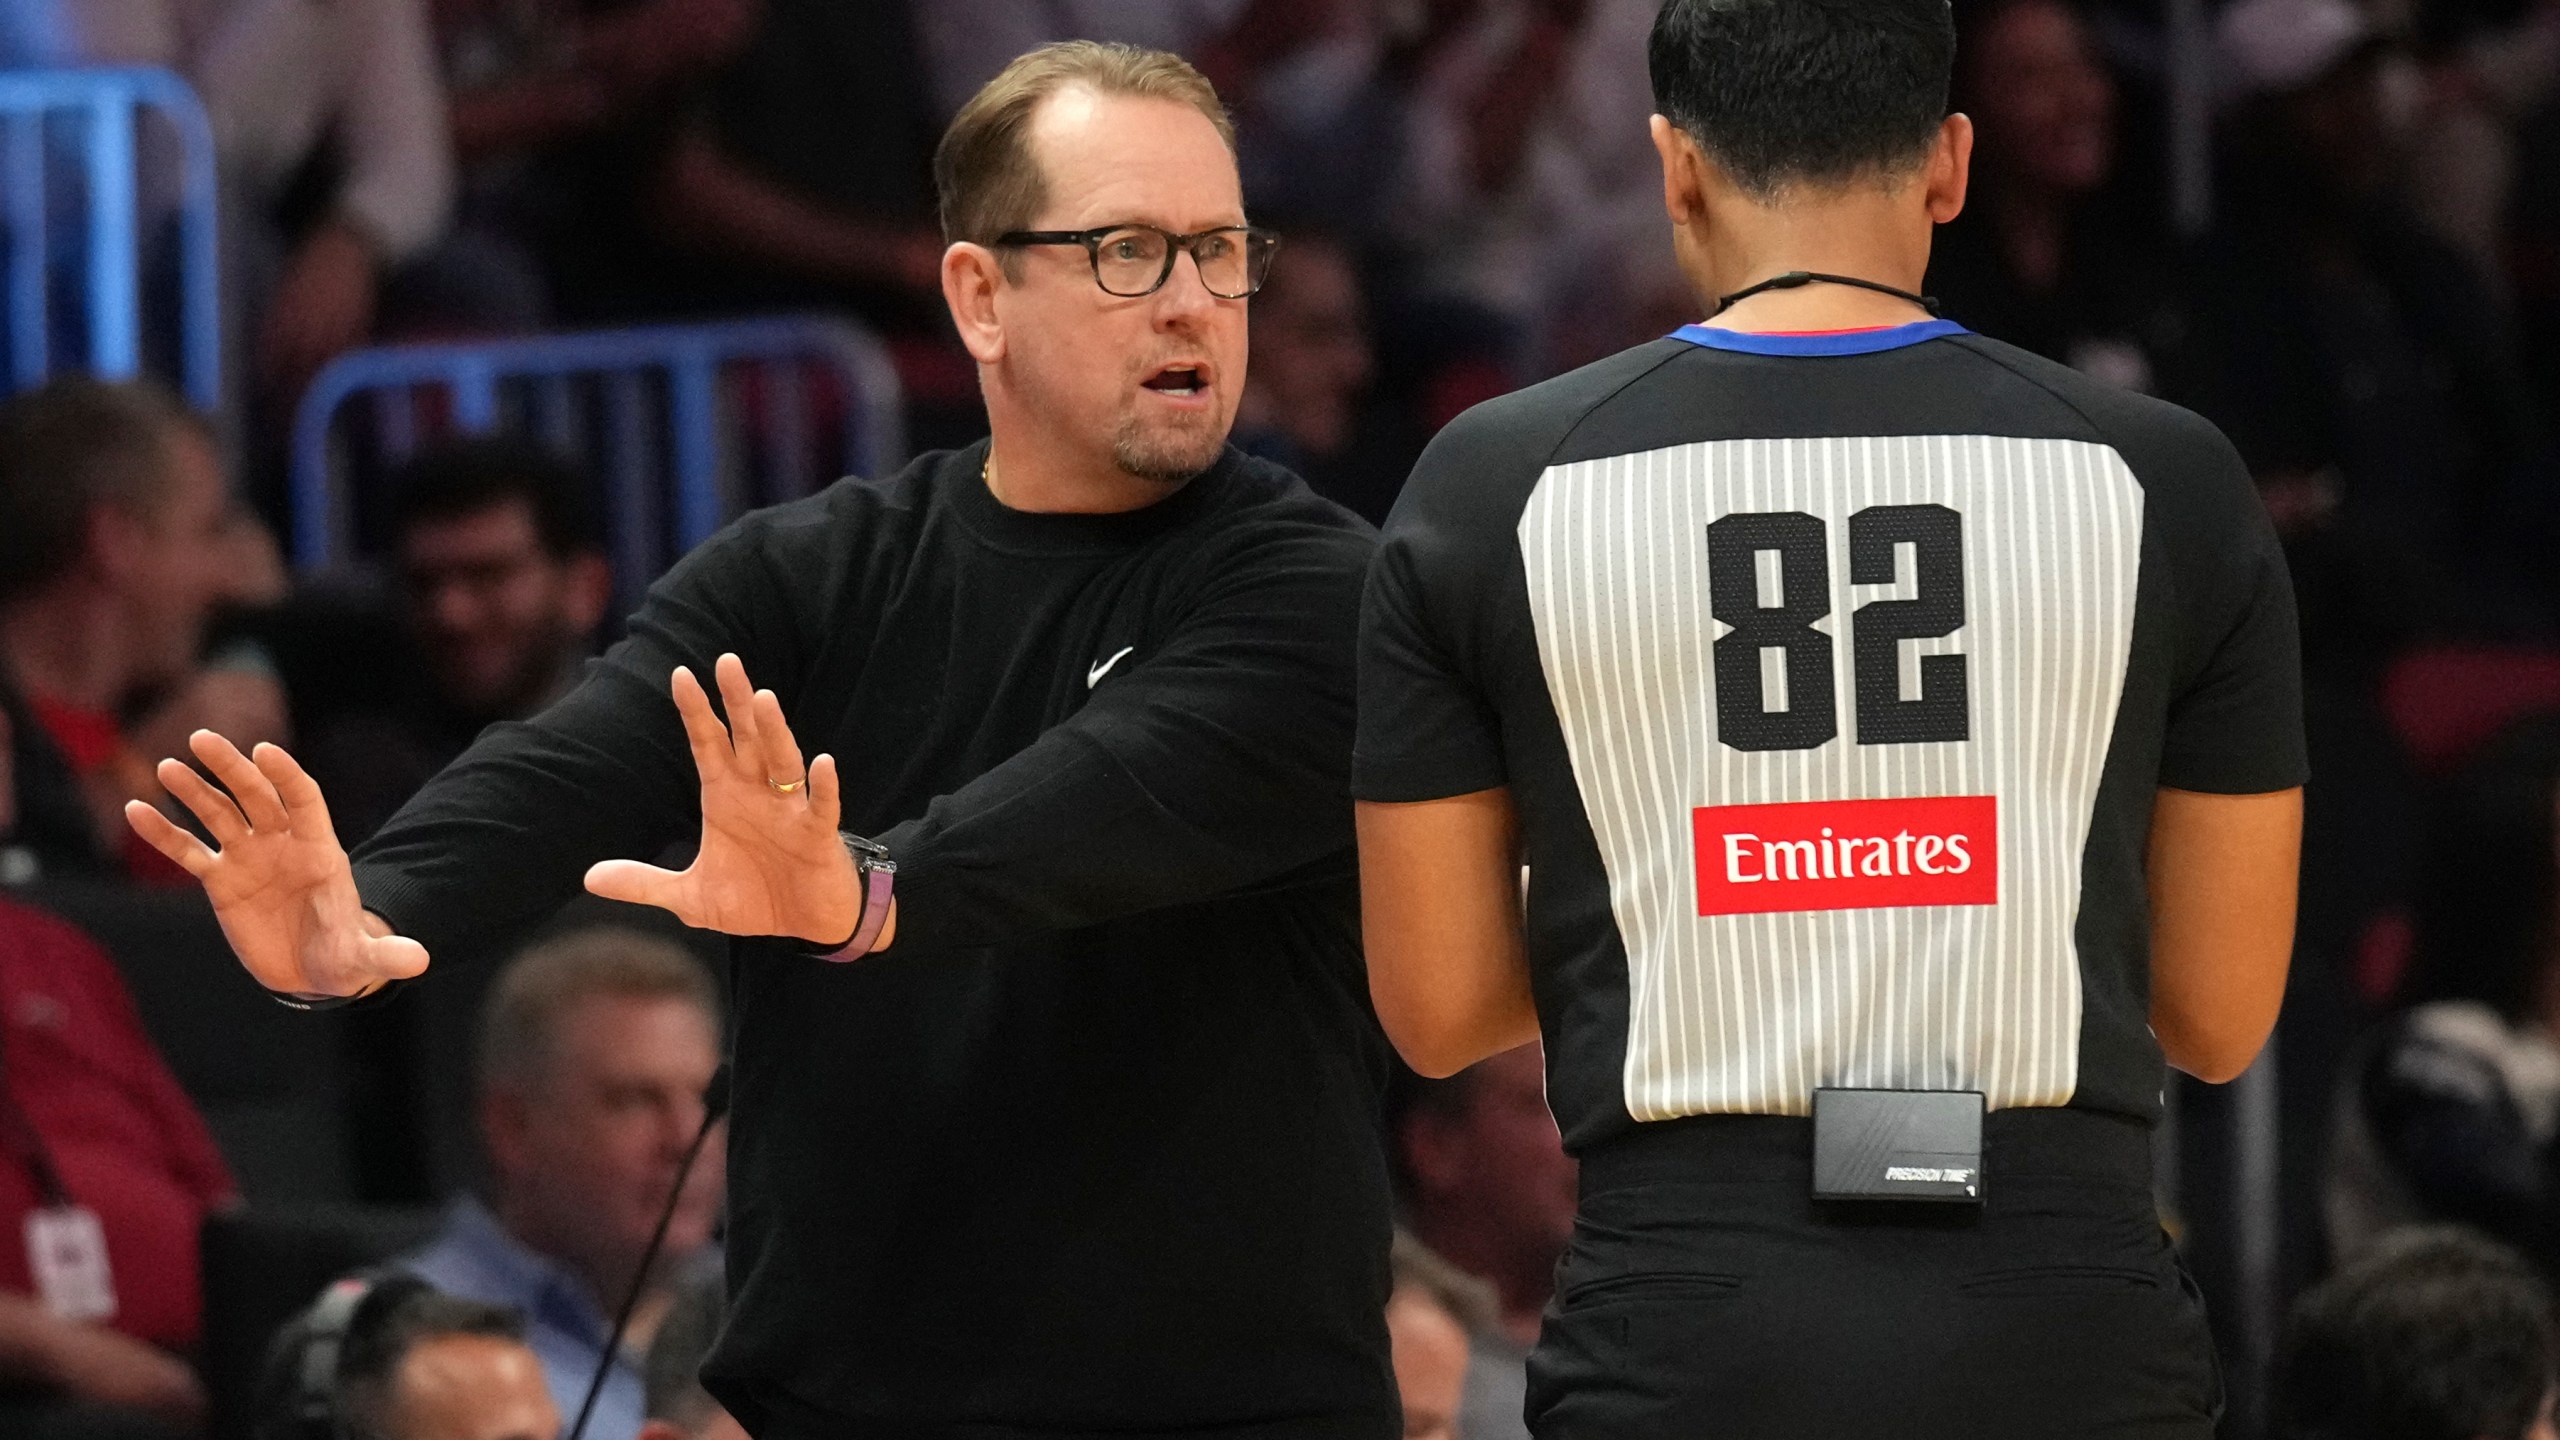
{"left": 350, "top": 443, "right": 1397, "bottom": 1439}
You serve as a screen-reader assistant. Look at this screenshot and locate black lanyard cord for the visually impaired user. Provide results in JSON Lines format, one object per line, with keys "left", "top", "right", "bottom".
{"left": 1714, "top": 270, "right": 1941, "bottom": 317}
{"left": 564, "top": 1064, "right": 730, "bottom": 1440}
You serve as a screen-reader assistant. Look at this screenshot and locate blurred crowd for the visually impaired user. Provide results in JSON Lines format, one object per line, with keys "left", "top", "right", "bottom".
{"left": 6, "top": 0, "right": 2560, "bottom": 1435}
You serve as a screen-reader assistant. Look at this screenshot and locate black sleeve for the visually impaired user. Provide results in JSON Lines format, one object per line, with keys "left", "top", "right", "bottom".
{"left": 349, "top": 511, "right": 808, "bottom": 962}
{"left": 1351, "top": 409, "right": 1524, "bottom": 803}
{"left": 2146, "top": 412, "right": 2310, "bottom": 794}
{"left": 875, "top": 517, "right": 1371, "bottom": 950}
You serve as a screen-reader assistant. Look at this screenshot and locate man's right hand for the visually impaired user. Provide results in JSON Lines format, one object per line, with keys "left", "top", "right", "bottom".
{"left": 124, "top": 731, "right": 429, "bottom": 999}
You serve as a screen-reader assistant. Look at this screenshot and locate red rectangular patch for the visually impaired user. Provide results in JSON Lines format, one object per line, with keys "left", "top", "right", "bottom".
{"left": 1693, "top": 796, "right": 1999, "bottom": 916}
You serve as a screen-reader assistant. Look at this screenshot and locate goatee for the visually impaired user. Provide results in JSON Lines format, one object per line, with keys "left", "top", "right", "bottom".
{"left": 1112, "top": 415, "right": 1225, "bottom": 487}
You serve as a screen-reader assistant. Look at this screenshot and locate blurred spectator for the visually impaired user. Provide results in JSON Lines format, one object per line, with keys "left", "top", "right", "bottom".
{"left": 260, "top": 1277, "right": 559, "bottom": 1440}
{"left": 2271, "top": 1226, "right": 2559, "bottom": 1440}
{"left": 0, "top": 378, "right": 239, "bottom": 882}
{"left": 612, "top": 0, "right": 1383, "bottom": 404}
{"left": 1929, "top": 0, "right": 2171, "bottom": 391}
{"left": 1227, "top": 1, "right": 1410, "bottom": 233}
{"left": 2402, "top": 0, "right": 2560, "bottom": 306}
{"left": 1220, "top": 2, "right": 1568, "bottom": 428}
{"left": 637, "top": 0, "right": 941, "bottom": 321}
{"left": 2179, "top": 0, "right": 2545, "bottom": 637}
{"left": 429, "top": 0, "right": 762, "bottom": 326}
{"left": 502, "top": 0, "right": 942, "bottom": 336}
{"left": 1395, "top": 1044, "right": 1574, "bottom": 1440}
{"left": 10, "top": 0, "right": 461, "bottom": 400}
{"left": 2517, "top": 13, "right": 2560, "bottom": 393}
{"left": 0, "top": 895, "right": 235, "bottom": 1439}
{"left": 439, "top": 0, "right": 758, "bottom": 165}
{"left": 1234, "top": 228, "right": 1421, "bottom": 523}
{"left": 302, "top": 438, "right": 610, "bottom": 848}
{"left": 399, "top": 928, "right": 723, "bottom": 1440}
{"left": 2329, "top": 715, "right": 2560, "bottom": 1268}
{"left": 129, "top": 506, "right": 297, "bottom": 794}
{"left": 1394, "top": 0, "right": 1672, "bottom": 374}
{"left": 636, "top": 1262, "right": 742, "bottom": 1440}
{"left": 911, "top": 0, "right": 1327, "bottom": 124}
{"left": 1387, "top": 1231, "right": 1495, "bottom": 1440}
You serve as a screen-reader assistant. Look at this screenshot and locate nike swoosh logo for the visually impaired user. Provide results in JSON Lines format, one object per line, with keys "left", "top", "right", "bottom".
{"left": 1087, "top": 646, "right": 1135, "bottom": 689}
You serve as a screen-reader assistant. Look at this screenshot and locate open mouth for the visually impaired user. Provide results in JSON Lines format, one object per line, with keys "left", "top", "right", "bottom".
{"left": 1141, "top": 364, "right": 1209, "bottom": 399}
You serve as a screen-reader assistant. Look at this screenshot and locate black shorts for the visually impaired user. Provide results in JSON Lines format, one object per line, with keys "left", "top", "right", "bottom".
{"left": 1527, "top": 1108, "right": 2221, "bottom": 1440}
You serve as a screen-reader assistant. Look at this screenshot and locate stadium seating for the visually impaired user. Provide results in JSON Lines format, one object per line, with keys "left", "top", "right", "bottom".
{"left": 0, "top": 66, "right": 218, "bottom": 407}
{"left": 13, "top": 878, "right": 360, "bottom": 1203}
{"left": 200, "top": 1204, "right": 441, "bottom": 1440}
{"left": 287, "top": 316, "right": 907, "bottom": 597}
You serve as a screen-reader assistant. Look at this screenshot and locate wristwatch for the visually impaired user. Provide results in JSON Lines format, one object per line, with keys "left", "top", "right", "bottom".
{"left": 818, "top": 832, "right": 897, "bottom": 962}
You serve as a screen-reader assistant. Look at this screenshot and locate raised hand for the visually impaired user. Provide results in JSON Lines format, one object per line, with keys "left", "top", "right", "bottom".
{"left": 583, "top": 653, "right": 863, "bottom": 945}
{"left": 125, "top": 733, "right": 429, "bottom": 998}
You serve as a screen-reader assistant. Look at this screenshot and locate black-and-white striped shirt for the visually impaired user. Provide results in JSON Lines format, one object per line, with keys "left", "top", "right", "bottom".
{"left": 1355, "top": 321, "right": 2305, "bottom": 1149}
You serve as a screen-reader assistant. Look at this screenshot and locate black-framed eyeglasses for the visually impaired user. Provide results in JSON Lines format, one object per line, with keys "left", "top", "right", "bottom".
{"left": 993, "top": 224, "right": 1282, "bottom": 299}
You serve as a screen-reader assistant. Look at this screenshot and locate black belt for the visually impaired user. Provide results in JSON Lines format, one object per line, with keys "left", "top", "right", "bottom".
{"left": 1579, "top": 1106, "right": 2155, "bottom": 1199}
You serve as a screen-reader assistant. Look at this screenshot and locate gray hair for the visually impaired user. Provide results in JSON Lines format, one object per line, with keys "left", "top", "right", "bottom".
{"left": 477, "top": 926, "right": 719, "bottom": 1094}
{"left": 0, "top": 374, "right": 208, "bottom": 604}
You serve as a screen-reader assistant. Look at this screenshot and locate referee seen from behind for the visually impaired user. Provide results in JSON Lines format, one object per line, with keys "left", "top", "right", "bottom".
{"left": 1355, "top": 1, "right": 2304, "bottom": 1436}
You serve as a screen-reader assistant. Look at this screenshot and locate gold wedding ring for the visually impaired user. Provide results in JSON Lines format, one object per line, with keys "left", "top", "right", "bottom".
{"left": 767, "top": 776, "right": 806, "bottom": 795}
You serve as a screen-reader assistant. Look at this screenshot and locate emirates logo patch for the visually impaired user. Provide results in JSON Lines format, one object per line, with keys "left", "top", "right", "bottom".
{"left": 1692, "top": 796, "right": 1999, "bottom": 916}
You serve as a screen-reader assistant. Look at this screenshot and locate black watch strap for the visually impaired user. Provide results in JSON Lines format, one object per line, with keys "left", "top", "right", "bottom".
{"left": 263, "top": 978, "right": 400, "bottom": 1011}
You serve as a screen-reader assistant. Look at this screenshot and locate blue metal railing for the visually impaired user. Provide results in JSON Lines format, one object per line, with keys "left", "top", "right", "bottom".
{"left": 0, "top": 66, "right": 219, "bottom": 408}
{"left": 289, "top": 315, "right": 907, "bottom": 585}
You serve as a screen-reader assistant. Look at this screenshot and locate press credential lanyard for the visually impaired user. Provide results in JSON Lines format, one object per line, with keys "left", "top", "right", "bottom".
{"left": 0, "top": 1027, "right": 116, "bottom": 1322}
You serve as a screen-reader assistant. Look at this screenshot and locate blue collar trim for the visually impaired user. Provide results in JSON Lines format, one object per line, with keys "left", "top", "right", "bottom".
{"left": 1669, "top": 319, "right": 1969, "bottom": 356}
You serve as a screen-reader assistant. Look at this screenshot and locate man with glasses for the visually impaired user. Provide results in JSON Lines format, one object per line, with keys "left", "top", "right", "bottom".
{"left": 303, "top": 439, "right": 614, "bottom": 849}
{"left": 128, "top": 41, "right": 1395, "bottom": 1440}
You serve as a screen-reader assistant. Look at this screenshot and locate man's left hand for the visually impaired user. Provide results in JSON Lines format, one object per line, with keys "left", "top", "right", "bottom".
{"left": 585, "top": 653, "right": 866, "bottom": 946}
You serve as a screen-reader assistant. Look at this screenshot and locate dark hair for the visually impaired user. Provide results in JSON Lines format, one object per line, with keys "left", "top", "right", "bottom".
{"left": 335, "top": 1288, "right": 526, "bottom": 1434}
{"left": 0, "top": 375, "right": 205, "bottom": 604}
{"left": 2401, "top": 715, "right": 2560, "bottom": 1019}
{"left": 2272, "top": 1228, "right": 2557, "bottom": 1440}
{"left": 388, "top": 437, "right": 603, "bottom": 559}
{"left": 256, "top": 1278, "right": 526, "bottom": 1440}
{"left": 1648, "top": 0, "right": 1957, "bottom": 201}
